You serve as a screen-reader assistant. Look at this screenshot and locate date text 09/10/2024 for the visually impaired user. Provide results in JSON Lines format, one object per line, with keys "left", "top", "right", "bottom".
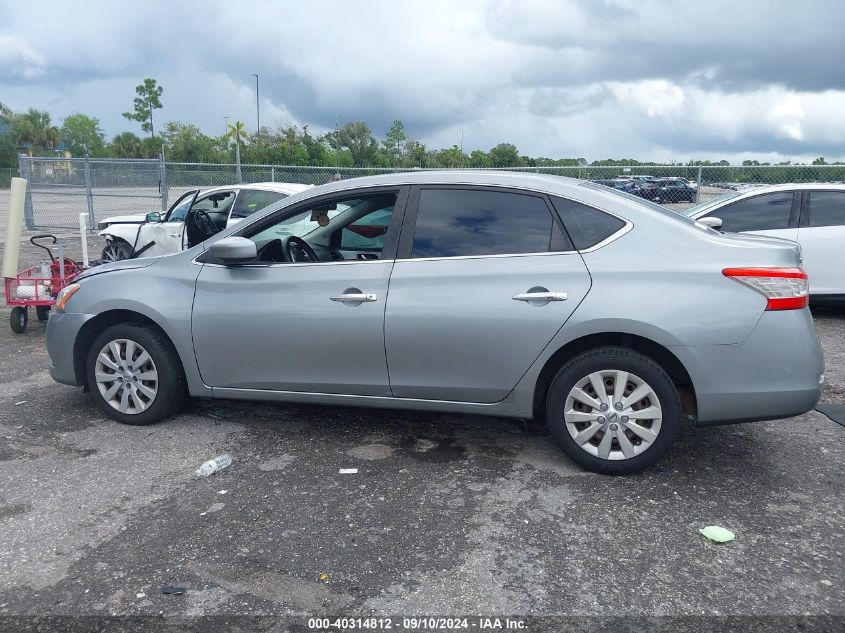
{"left": 307, "top": 617, "right": 527, "bottom": 630}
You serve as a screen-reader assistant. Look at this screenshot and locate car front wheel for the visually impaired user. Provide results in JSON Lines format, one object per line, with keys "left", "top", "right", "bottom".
{"left": 546, "top": 346, "right": 681, "bottom": 475}
{"left": 101, "top": 240, "right": 133, "bottom": 262}
{"left": 86, "top": 323, "right": 186, "bottom": 425}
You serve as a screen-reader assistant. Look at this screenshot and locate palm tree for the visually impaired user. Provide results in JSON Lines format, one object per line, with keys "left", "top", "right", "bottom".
{"left": 13, "top": 108, "right": 60, "bottom": 154}
{"left": 225, "top": 120, "right": 249, "bottom": 182}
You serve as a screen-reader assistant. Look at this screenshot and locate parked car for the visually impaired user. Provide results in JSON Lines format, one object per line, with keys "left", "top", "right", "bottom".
{"left": 683, "top": 183, "right": 845, "bottom": 300}
{"left": 632, "top": 177, "right": 661, "bottom": 200}
{"left": 47, "top": 171, "right": 823, "bottom": 475}
{"left": 98, "top": 182, "right": 312, "bottom": 261}
{"left": 654, "top": 178, "right": 698, "bottom": 203}
{"left": 592, "top": 179, "right": 636, "bottom": 193}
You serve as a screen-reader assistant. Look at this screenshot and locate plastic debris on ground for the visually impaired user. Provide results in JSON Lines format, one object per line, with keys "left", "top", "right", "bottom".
{"left": 162, "top": 585, "right": 186, "bottom": 595}
{"left": 195, "top": 454, "right": 232, "bottom": 477}
{"left": 339, "top": 468, "right": 358, "bottom": 474}
{"left": 699, "top": 525, "right": 736, "bottom": 543}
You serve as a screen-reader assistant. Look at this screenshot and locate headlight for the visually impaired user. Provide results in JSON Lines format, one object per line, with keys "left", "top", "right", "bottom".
{"left": 97, "top": 222, "right": 109, "bottom": 230}
{"left": 56, "top": 283, "right": 81, "bottom": 312}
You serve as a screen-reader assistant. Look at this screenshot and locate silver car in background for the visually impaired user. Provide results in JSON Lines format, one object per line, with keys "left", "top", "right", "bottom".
{"left": 46, "top": 171, "right": 824, "bottom": 474}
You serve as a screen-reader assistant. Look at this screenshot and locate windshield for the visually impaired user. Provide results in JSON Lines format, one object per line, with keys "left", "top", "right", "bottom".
{"left": 682, "top": 191, "right": 742, "bottom": 217}
{"left": 579, "top": 181, "right": 698, "bottom": 225}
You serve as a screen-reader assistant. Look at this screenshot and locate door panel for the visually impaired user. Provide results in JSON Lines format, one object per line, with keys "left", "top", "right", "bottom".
{"left": 797, "top": 226, "right": 845, "bottom": 294}
{"left": 385, "top": 254, "right": 591, "bottom": 403}
{"left": 145, "top": 220, "right": 185, "bottom": 255}
{"left": 192, "top": 261, "right": 392, "bottom": 394}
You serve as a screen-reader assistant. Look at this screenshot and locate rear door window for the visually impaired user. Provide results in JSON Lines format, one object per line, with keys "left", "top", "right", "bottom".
{"left": 806, "top": 191, "right": 845, "bottom": 227}
{"left": 703, "top": 192, "right": 794, "bottom": 232}
{"left": 410, "top": 188, "right": 571, "bottom": 258}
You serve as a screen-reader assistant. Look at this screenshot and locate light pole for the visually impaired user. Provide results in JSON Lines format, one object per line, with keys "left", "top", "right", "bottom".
{"left": 252, "top": 73, "right": 260, "bottom": 133}
{"left": 223, "top": 116, "right": 229, "bottom": 136}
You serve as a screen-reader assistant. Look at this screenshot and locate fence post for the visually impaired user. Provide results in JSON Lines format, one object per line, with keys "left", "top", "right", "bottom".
{"left": 18, "top": 155, "right": 35, "bottom": 229}
{"left": 83, "top": 157, "right": 95, "bottom": 229}
{"left": 159, "top": 156, "right": 169, "bottom": 213}
{"left": 696, "top": 165, "right": 703, "bottom": 203}
{"left": 271, "top": 165, "right": 275, "bottom": 182}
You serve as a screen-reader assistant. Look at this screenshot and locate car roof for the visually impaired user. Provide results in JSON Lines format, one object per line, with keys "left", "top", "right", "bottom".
{"left": 201, "top": 182, "right": 313, "bottom": 195}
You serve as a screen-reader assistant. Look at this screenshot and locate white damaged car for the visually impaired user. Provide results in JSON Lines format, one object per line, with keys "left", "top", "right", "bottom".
{"left": 98, "top": 182, "right": 312, "bottom": 261}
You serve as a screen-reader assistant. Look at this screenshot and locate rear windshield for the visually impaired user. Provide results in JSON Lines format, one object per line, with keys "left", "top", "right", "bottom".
{"left": 579, "top": 181, "right": 697, "bottom": 225}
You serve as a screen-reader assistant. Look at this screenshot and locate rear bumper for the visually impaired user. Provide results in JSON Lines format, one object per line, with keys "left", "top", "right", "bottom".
{"left": 46, "top": 311, "right": 94, "bottom": 387}
{"left": 671, "top": 308, "right": 824, "bottom": 426}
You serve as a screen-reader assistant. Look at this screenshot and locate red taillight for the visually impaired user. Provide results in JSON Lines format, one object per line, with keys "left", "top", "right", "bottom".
{"left": 722, "top": 267, "right": 809, "bottom": 310}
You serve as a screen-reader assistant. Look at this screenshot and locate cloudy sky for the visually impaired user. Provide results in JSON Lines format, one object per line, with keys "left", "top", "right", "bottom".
{"left": 2, "top": 0, "right": 844, "bottom": 162}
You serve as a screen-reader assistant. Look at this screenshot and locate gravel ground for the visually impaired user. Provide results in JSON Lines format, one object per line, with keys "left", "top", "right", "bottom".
{"left": 0, "top": 202, "right": 843, "bottom": 632}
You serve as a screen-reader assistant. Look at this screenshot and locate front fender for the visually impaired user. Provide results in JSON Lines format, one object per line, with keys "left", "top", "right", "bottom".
{"left": 98, "top": 224, "right": 143, "bottom": 245}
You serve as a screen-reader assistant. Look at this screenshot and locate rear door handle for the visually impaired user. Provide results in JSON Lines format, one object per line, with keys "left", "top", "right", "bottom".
{"left": 512, "top": 291, "right": 567, "bottom": 302}
{"left": 330, "top": 293, "right": 377, "bottom": 302}
{"left": 330, "top": 287, "right": 377, "bottom": 306}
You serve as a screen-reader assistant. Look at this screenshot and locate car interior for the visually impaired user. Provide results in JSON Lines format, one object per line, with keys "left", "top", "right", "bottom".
{"left": 243, "top": 192, "right": 398, "bottom": 264}
{"left": 185, "top": 191, "right": 236, "bottom": 248}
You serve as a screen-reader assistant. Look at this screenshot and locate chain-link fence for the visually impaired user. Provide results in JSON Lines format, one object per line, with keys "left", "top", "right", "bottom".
{"left": 15, "top": 155, "right": 845, "bottom": 229}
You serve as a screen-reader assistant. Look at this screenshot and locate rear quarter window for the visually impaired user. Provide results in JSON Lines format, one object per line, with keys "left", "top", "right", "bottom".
{"left": 551, "top": 196, "right": 626, "bottom": 250}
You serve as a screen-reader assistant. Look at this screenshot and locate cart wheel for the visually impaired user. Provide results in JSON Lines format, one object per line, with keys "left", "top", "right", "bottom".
{"left": 10, "top": 307, "right": 28, "bottom": 333}
{"left": 36, "top": 306, "right": 50, "bottom": 321}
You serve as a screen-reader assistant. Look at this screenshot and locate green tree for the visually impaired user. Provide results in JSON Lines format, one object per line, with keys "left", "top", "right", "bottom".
{"left": 109, "top": 131, "right": 144, "bottom": 158}
{"left": 161, "top": 121, "right": 217, "bottom": 162}
{"left": 226, "top": 120, "right": 249, "bottom": 181}
{"left": 487, "top": 143, "right": 520, "bottom": 167}
{"left": 812, "top": 157, "right": 827, "bottom": 165}
{"left": 383, "top": 119, "right": 406, "bottom": 164}
{"left": 123, "top": 78, "right": 164, "bottom": 137}
{"left": 12, "top": 108, "right": 60, "bottom": 155}
{"left": 337, "top": 122, "right": 378, "bottom": 166}
{"left": 60, "top": 113, "right": 106, "bottom": 157}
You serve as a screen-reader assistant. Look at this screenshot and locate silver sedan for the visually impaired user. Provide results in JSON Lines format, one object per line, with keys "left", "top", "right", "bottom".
{"left": 46, "top": 171, "right": 824, "bottom": 474}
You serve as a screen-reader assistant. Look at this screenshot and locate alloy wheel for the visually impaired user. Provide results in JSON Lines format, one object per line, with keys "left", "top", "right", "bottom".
{"left": 102, "top": 244, "right": 128, "bottom": 262}
{"left": 94, "top": 339, "right": 159, "bottom": 414}
{"left": 564, "top": 369, "right": 662, "bottom": 461}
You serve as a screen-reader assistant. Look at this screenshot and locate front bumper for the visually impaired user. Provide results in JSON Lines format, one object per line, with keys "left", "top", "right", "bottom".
{"left": 46, "top": 311, "right": 95, "bottom": 386}
{"left": 671, "top": 309, "right": 824, "bottom": 426}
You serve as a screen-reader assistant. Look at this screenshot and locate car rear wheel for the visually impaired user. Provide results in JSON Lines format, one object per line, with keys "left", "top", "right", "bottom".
{"left": 545, "top": 346, "right": 681, "bottom": 475}
{"left": 101, "top": 240, "right": 133, "bottom": 262}
{"left": 86, "top": 323, "right": 186, "bottom": 425}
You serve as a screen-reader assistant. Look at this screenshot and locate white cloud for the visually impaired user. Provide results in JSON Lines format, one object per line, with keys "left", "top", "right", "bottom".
{"left": 1, "top": 0, "right": 844, "bottom": 162}
{"left": 0, "top": 35, "right": 46, "bottom": 79}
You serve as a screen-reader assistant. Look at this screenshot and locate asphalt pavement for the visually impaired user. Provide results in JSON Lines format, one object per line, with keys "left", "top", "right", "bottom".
{"left": 0, "top": 261, "right": 842, "bottom": 631}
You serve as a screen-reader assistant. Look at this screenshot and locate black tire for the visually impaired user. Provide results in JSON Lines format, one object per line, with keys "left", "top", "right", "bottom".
{"left": 101, "top": 240, "right": 133, "bottom": 262}
{"left": 86, "top": 322, "right": 187, "bottom": 426}
{"left": 36, "top": 306, "right": 50, "bottom": 321}
{"left": 545, "top": 346, "right": 681, "bottom": 475}
{"left": 10, "top": 307, "right": 27, "bottom": 333}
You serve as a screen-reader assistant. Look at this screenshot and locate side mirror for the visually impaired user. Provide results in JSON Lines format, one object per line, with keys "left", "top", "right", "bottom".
{"left": 208, "top": 236, "right": 257, "bottom": 265}
{"left": 698, "top": 216, "right": 723, "bottom": 230}
{"left": 145, "top": 212, "right": 162, "bottom": 223}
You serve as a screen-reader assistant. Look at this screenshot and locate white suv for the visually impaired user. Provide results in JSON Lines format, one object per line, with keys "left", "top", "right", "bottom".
{"left": 98, "top": 182, "right": 312, "bottom": 261}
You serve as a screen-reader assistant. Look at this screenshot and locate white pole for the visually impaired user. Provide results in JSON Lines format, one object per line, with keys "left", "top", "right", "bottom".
{"left": 2, "top": 177, "right": 27, "bottom": 279}
{"left": 78, "top": 213, "right": 89, "bottom": 268}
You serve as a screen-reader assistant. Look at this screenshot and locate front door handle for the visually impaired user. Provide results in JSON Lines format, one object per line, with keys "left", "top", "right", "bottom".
{"left": 330, "top": 287, "right": 377, "bottom": 306}
{"left": 512, "top": 291, "right": 568, "bottom": 302}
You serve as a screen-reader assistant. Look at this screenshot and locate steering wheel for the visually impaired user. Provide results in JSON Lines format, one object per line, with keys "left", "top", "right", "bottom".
{"left": 192, "top": 210, "right": 218, "bottom": 237}
{"left": 280, "top": 236, "right": 318, "bottom": 263}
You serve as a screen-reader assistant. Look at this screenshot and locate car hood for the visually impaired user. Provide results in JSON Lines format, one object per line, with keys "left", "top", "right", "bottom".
{"left": 100, "top": 214, "right": 147, "bottom": 225}
{"left": 76, "top": 256, "right": 161, "bottom": 281}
